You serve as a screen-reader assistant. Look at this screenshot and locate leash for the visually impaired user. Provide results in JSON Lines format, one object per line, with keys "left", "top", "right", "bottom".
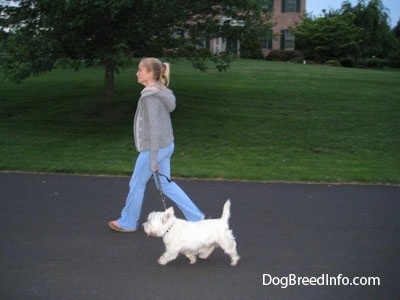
{"left": 154, "top": 171, "right": 171, "bottom": 211}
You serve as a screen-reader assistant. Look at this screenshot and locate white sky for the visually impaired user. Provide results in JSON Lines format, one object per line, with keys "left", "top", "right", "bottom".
{"left": 306, "top": 0, "right": 400, "bottom": 27}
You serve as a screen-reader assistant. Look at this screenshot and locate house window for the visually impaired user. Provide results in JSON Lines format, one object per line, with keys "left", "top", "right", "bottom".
{"left": 280, "top": 30, "right": 295, "bottom": 50}
{"left": 281, "top": 0, "right": 301, "bottom": 13}
{"left": 261, "top": 30, "right": 273, "bottom": 50}
{"left": 286, "top": 0, "right": 296, "bottom": 12}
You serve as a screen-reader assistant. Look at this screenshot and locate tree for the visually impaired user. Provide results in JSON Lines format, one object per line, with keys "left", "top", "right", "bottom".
{"left": 0, "top": 0, "right": 271, "bottom": 104}
{"left": 292, "top": 13, "right": 362, "bottom": 63}
{"left": 340, "top": 0, "right": 393, "bottom": 59}
{"left": 293, "top": 0, "right": 397, "bottom": 64}
{"left": 393, "top": 19, "right": 400, "bottom": 39}
{"left": 239, "top": 15, "right": 272, "bottom": 59}
{"left": 389, "top": 19, "right": 400, "bottom": 66}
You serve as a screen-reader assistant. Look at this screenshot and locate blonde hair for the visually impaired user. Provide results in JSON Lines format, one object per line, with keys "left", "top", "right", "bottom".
{"left": 140, "top": 58, "right": 170, "bottom": 87}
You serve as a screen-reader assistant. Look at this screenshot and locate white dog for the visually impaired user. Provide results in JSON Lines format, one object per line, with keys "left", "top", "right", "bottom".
{"left": 143, "top": 200, "right": 240, "bottom": 266}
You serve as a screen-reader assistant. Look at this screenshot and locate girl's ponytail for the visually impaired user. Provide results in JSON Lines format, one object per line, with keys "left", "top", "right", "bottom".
{"left": 160, "top": 62, "right": 170, "bottom": 87}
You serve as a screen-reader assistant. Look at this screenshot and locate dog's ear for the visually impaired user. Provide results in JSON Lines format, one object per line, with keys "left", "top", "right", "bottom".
{"left": 162, "top": 207, "right": 174, "bottom": 223}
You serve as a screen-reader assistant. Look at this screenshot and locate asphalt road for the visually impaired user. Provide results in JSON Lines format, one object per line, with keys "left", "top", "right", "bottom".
{"left": 1, "top": 172, "right": 399, "bottom": 300}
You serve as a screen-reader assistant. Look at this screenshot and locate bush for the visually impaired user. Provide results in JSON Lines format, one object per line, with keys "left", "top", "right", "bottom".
{"left": 366, "top": 58, "right": 389, "bottom": 68}
{"left": 265, "top": 50, "right": 300, "bottom": 62}
{"left": 325, "top": 60, "right": 341, "bottom": 67}
{"left": 387, "top": 39, "right": 400, "bottom": 68}
{"left": 240, "top": 47, "right": 264, "bottom": 59}
{"left": 240, "top": 42, "right": 264, "bottom": 59}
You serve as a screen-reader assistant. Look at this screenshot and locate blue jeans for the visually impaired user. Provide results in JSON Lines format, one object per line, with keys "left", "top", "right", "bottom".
{"left": 117, "top": 143, "right": 204, "bottom": 229}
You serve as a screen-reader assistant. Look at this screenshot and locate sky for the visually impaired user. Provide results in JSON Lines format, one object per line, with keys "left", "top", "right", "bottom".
{"left": 306, "top": 0, "right": 400, "bottom": 28}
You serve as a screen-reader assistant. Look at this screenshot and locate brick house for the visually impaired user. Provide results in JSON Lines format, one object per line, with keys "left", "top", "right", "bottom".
{"left": 209, "top": 0, "right": 306, "bottom": 57}
{"left": 267, "top": 0, "right": 306, "bottom": 54}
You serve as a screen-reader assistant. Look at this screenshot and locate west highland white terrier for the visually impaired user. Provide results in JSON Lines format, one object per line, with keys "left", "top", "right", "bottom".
{"left": 142, "top": 200, "right": 240, "bottom": 266}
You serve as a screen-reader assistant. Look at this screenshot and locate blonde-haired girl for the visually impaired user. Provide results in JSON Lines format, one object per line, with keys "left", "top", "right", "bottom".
{"left": 109, "top": 58, "right": 204, "bottom": 232}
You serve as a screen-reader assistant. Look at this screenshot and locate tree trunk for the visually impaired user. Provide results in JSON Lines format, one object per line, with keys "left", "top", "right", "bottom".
{"left": 104, "top": 60, "right": 115, "bottom": 104}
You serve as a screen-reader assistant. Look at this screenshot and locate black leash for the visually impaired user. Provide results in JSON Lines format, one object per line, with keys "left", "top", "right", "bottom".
{"left": 154, "top": 171, "right": 171, "bottom": 210}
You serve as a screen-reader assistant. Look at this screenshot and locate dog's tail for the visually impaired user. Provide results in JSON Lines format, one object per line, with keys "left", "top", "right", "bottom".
{"left": 221, "top": 199, "right": 231, "bottom": 222}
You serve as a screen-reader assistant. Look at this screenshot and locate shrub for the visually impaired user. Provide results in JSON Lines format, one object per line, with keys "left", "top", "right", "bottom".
{"left": 265, "top": 50, "right": 300, "bottom": 62}
{"left": 325, "top": 60, "right": 341, "bottom": 67}
{"left": 240, "top": 41, "right": 264, "bottom": 59}
{"left": 366, "top": 58, "right": 389, "bottom": 68}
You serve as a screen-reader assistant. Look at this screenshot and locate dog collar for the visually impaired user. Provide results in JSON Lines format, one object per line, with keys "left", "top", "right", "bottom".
{"left": 163, "top": 224, "right": 174, "bottom": 236}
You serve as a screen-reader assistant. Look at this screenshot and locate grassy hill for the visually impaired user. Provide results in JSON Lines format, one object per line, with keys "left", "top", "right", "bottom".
{"left": 1, "top": 59, "right": 399, "bottom": 183}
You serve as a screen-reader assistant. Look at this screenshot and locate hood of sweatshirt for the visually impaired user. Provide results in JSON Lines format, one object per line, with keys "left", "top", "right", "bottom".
{"left": 140, "top": 83, "right": 176, "bottom": 112}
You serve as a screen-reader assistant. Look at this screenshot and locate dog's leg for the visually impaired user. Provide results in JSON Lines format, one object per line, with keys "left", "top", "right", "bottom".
{"left": 183, "top": 251, "right": 197, "bottom": 264}
{"left": 229, "top": 251, "right": 240, "bottom": 266}
{"left": 198, "top": 245, "right": 216, "bottom": 259}
{"left": 219, "top": 233, "right": 240, "bottom": 266}
{"left": 158, "top": 250, "right": 179, "bottom": 265}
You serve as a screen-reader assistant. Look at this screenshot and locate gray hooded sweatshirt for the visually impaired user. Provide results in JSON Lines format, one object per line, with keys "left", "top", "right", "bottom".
{"left": 134, "top": 83, "right": 176, "bottom": 171}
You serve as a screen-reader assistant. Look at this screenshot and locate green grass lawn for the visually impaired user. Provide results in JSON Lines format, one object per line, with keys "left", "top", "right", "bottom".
{"left": 1, "top": 59, "right": 399, "bottom": 183}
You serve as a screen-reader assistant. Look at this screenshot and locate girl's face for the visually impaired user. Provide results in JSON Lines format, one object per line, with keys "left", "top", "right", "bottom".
{"left": 136, "top": 62, "right": 154, "bottom": 86}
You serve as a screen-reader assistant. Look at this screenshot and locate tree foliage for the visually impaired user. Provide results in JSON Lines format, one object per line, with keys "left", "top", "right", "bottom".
{"left": 340, "top": 0, "right": 392, "bottom": 58}
{"left": 238, "top": 15, "right": 272, "bottom": 59}
{"left": 393, "top": 19, "right": 400, "bottom": 39}
{"left": 0, "top": 0, "right": 271, "bottom": 103}
{"left": 292, "top": 13, "right": 362, "bottom": 63}
{"left": 389, "top": 19, "right": 400, "bottom": 66}
{"left": 293, "top": 0, "right": 398, "bottom": 65}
